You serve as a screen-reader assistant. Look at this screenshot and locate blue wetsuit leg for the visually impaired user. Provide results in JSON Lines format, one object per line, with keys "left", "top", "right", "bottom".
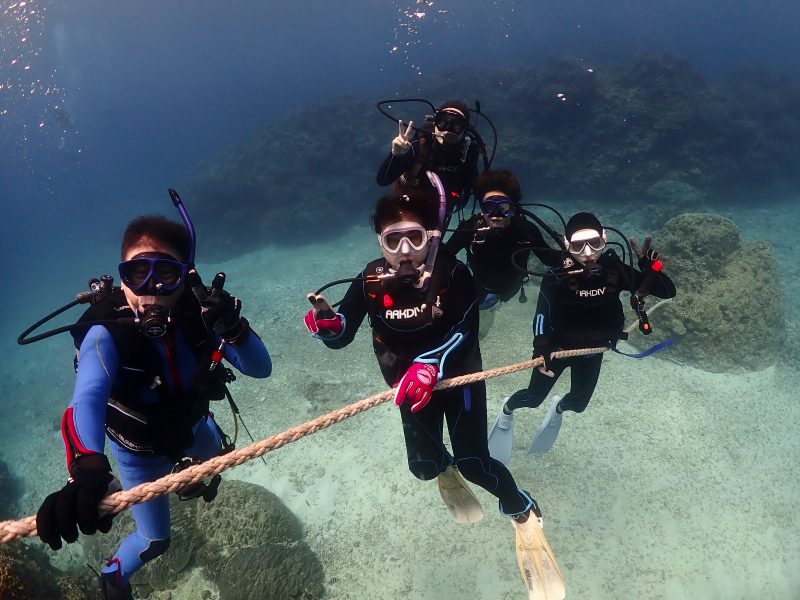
{"left": 102, "top": 416, "right": 224, "bottom": 583}
{"left": 103, "top": 442, "right": 172, "bottom": 583}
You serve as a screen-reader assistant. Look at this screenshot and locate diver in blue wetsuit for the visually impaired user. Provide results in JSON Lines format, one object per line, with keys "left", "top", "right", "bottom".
{"left": 36, "top": 214, "right": 271, "bottom": 599}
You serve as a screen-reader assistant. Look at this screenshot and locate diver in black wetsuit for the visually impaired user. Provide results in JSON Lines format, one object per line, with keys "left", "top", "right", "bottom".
{"left": 487, "top": 211, "right": 677, "bottom": 463}
{"left": 376, "top": 100, "right": 480, "bottom": 227}
{"left": 445, "top": 170, "right": 561, "bottom": 334}
{"left": 304, "top": 189, "right": 539, "bottom": 522}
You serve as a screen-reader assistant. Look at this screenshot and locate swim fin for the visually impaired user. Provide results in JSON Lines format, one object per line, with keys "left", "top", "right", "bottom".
{"left": 488, "top": 397, "right": 514, "bottom": 465}
{"left": 437, "top": 465, "right": 484, "bottom": 524}
{"left": 528, "top": 395, "right": 563, "bottom": 454}
{"left": 513, "top": 516, "right": 566, "bottom": 600}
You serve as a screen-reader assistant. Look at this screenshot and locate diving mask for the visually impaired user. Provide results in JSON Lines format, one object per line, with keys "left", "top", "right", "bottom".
{"left": 378, "top": 221, "right": 436, "bottom": 269}
{"left": 480, "top": 195, "right": 514, "bottom": 219}
{"left": 433, "top": 112, "right": 467, "bottom": 136}
{"left": 118, "top": 253, "right": 188, "bottom": 296}
{"left": 433, "top": 108, "right": 467, "bottom": 145}
{"left": 566, "top": 228, "right": 607, "bottom": 264}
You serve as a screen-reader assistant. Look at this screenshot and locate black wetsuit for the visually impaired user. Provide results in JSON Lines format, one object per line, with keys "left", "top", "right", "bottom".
{"left": 376, "top": 132, "right": 480, "bottom": 226}
{"left": 325, "top": 252, "right": 528, "bottom": 514}
{"left": 445, "top": 213, "right": 562, "bottom": 303}
{"left": 507, "top": 249, "right": 677, "bottom": 413}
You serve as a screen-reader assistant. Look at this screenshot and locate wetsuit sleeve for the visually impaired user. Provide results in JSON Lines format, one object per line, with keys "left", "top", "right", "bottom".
{"left": 532, "top": 276, "right": 559, "bottom": 347}
{"left": 376, "top": 136, "right": 420, "bottom": 186}
{"left": 63, "top": 325, "right": 118, "bottom": 469}
{"left": 525, "top": 220, "right": 562, "bottom": 268}
{"left": 443, "top": 217, "right": 474, "bottom": 256}
{"left": 439, "top": 262, "right": 481, "bottom": 358}
{"left": 222, "top": 327, "right": 272, "bottom": 378}
{"left": 323, "top": 272, "right": 369, "bottom": 349}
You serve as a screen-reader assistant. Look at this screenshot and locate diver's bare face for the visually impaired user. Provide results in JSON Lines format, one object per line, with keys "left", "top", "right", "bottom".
{"left": 120, "top": 238, "right": 185, "bottom": 314}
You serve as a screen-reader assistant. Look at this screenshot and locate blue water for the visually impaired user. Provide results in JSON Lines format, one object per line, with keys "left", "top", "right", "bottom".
{"left": 2, "top": 1, "right": 799, "bottom": 598}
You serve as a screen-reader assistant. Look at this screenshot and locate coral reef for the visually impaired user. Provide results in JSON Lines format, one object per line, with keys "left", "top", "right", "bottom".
{"left": 0, "top": 461, "right": 93, "bottom": 598}
{"left": 84, "top": 479, "right": 324, "bottom": 599}
{"left": 216, "top": 543, "right": 324, "bottom": 600}
{"left": 183, "top": 54, "right": 800, "bottom": 259}
{"left": 639, "top": 213, "right": 784, "bottom": 371}
{"left": 0, "top": 544, "right": 96, "bottom": 600}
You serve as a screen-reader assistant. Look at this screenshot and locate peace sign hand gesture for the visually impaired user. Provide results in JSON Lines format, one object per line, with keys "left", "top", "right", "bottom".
{"left": 629, "top": 236, "right": 662, "bottom": 271}
{"left": 189, "top": 269, "right": 246, "bottom": 341}
{"left": 391, "top": 119, "right": 414, "bottom": 156}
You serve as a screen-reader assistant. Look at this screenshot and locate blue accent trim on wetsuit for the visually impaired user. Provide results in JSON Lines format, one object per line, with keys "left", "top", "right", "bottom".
{"left": 611, "top": 338, "right": 674, "bottom": 358}
{"left": 479, "top": 292, "right": 500, "bottom": 311}
{"left": 414, "top": 332, "right": 464, "bottom": 379}
{"left": 499, "top": 489, "right": 536, "bottom": 518}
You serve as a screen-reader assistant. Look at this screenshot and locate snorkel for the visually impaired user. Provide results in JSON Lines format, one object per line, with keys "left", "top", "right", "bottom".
{"left": 420, "top": 170, "right": 446, "bottom": 290}
{"left": 168, "top": 188, "right": 197, "bottom": 268}
{"left": 129, "top": 189, "right": 197, "bottom": 337}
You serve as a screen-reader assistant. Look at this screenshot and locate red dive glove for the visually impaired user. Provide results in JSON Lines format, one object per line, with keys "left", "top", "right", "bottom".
{"left": 304, "top": 293, "right": 343, "bottom": 337}
{"left": 394, "top": 362, "right": 439, "bottom": 413}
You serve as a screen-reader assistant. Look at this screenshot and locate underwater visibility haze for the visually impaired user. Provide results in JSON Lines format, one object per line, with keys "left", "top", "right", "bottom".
{"left": 1, "top": 1, "right": 799, "bottom": 598}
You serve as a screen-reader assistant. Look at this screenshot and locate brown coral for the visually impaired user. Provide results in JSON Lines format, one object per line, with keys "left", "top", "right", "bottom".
{"left": 642, "top": 212, "right": 784, "bottom": 371}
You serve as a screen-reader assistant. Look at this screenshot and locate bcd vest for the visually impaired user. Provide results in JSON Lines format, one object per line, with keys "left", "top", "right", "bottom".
{"left": 71, "top": 289, "right": 229, "bottom": 460}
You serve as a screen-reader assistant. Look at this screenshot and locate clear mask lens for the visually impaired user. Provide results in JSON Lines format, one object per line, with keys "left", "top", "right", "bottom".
{"left": 567, "top": 237, "right": 605, "bottom": 255}
{"left": 380, "top": 225, "right": 429, "bottom": 254}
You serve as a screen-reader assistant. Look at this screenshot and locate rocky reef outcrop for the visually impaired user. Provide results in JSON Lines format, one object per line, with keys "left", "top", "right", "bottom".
{"left": 638, "top": 213, "right": 784, "bottom": 372}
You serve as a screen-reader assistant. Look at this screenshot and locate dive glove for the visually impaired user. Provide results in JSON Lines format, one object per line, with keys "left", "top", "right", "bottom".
{"left": 630, "top": 236, "right": 662, "bottom": 272}
{"left": 189, "top": 270, "right": 248, "bottom": 342}
{"left": 37, "top": 453, "right": 115, "bottom": 550}
{"left": 638, "top": 248, "right": 661, "bottom": 272}
{"left": 304, "top": 293, "right": 343, "bottom": 338}
{"left": 394, "top": 362, "right": 439, "bottom": 413}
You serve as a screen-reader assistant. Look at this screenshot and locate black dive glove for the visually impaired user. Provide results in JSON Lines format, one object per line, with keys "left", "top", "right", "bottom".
{"left": 189, "top": 270, "right": 248, "bottom": 342}
{"left": 637, "top": 248, "right": 661, "bottom": 271}
{"left": 37, "top": 453, "right": 115, "bottom": 550}
{"left": 630, "top": 236, "right": 661, "bottom": 271}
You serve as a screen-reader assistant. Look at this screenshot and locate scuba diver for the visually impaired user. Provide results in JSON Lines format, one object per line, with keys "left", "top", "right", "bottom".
{"left": 304, "top": 185, "right": 565, "bottom": 599}
{"left": 376, "top": 99, "right": 482, "bottom": 227}
{"left": 445, "top": 169, "right": 562, "bottom": 336}
{"left": 30, "top": 197, "right": 272, "bottom": 600}
{"left": 487, "top": 211, "right": 677, "bottom": 465}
